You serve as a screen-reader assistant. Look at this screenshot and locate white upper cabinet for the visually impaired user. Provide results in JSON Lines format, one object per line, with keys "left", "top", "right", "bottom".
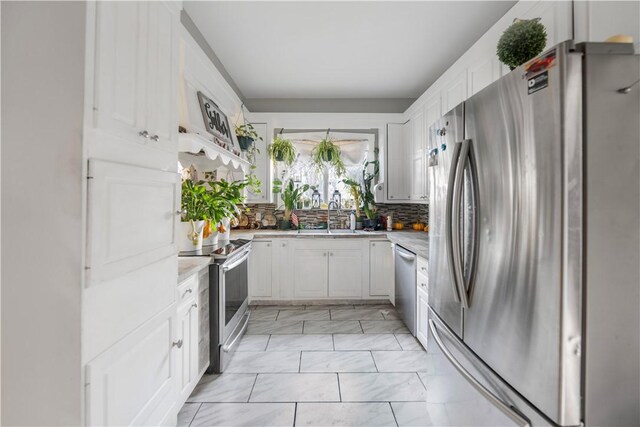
{"left": 444, "top": 69, "right": 468, "bottom": 113}
{"left": 145, "top": 1, "right": 179, "bottom": 151}
{"left": 468, "top": 57, "right": 502, "bottom": 97}
{"left": 93, "top": 1, "right": 178, "bottom": 151}
{"left": 410, "top": 111, "right": 428, "bottom": 202}
{"left": 386, "top": 122, "right": 410, "bottom": 202}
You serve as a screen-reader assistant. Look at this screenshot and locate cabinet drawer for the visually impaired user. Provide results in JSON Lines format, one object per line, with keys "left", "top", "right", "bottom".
{"left": 178, "top": 274, "right": 198, "bottom": 305}
{"left": 417, "top": 256, "right": 429, "bottom": 277}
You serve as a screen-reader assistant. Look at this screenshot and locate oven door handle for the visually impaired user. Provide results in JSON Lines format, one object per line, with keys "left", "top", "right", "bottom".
{"left": 222, "top": 310, "right": 251, "bottom": 352}
{"left": 222, "top": 248, "right": 252, "bottom": 272}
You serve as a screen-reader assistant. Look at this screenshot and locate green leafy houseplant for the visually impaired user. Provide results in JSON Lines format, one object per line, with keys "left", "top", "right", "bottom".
{"left": 312, "top": 138, "right": 346, "bottom": 176}
{"left": 244, "top": 144, "right": 262, "bottom": 195}
{"left": 497, "top": 18, "right": 547, "bottom": 70}
{"left": 235, "top": 123, "right": 262, "bottom": 151}
{"left": 342, "top": 177, "right": 362, "bottom": 219}
{"left": 280, "top": 180, "right": 310, "bottom": 226}
{"left": 268, "top": 135, "right": 297, "bottom": 165}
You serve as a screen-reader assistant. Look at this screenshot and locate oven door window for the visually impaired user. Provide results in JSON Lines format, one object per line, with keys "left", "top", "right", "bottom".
{"left": 224, "top": 256, "right": 248, "bottom": 326}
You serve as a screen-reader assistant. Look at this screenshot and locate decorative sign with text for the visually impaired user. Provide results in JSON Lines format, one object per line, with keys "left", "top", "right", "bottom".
{"left": 197, "top": 91, "right": 234, "bottom": 150}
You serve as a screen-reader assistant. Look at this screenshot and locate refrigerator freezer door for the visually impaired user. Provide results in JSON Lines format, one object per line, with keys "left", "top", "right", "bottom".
{"left": 462, "top": 43, "right": 581, "bottom": 425}
{"left": 427, "top": 104, "right": 465, "bottom": 338}
{"left": 428, "top": 310, "right": 552, "bottom": 427}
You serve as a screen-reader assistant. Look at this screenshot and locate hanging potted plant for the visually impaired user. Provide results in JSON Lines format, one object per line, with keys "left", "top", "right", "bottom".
{"left": 497, "top": 18, "right": 547, "bottom": 70}
{"left": 312, "top": 132, "right": 346, "bottom": 176}
{"left": 278, "top": 179, "right": 309, "bottom": 229}
{"left": 235, "top": 123, "right": 261, "bottom": 151}
{"left": 180, "top": 179, "right": 210, "bottom": 251}
{"left": 268, "top": 134, "right": 297, "bottom": 165}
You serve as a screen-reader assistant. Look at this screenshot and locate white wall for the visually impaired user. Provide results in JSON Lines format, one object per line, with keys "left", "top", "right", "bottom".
{"left": 1, "top": 2, "right": 85, "bottom": 425}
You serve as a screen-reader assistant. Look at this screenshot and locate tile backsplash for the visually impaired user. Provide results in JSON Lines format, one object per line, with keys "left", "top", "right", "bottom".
{"left": 241, "top": 203, "right": 428, "bottom": 229}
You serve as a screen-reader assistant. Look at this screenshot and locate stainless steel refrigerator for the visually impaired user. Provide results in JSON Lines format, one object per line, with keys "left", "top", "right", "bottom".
{"left": 427, "top": 41, "right": 639, "bottom": 427}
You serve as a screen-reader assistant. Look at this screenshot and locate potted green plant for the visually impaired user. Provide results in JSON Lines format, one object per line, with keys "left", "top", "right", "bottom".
{"left": 268, "top": 135, "right": 297, "bottom": 165}
{"left": 342, "top": 177, "right": 363, "bottom": 219}
{"left": 312, "top": 137, "right": 346, "bottom": 176}
{"left": 235, "top": 123, "right": 262, "bottom": 151}
{"left": 204, "top": 177, "right": 252, "bottom": 241}
{"left": 180, "top": 179, "right": 211, "bottom": 250}
{"left": 278, "top": 180, "right": 310, "bottom": 229}
{"left": 497, "top": 18, "right": 547, "bottom": 70}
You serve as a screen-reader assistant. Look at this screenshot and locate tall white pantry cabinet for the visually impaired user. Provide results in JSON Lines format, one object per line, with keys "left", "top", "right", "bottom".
{"left": 83, "top": 2, "right": 182, "bottom": 426}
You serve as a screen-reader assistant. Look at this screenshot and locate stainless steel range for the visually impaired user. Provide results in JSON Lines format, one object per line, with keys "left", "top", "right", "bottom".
{"left": 180, "top": 238, "right": 252, "bottom": 373}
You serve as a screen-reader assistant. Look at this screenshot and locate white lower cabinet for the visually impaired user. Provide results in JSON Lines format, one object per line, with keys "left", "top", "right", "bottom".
{"left": 294, "top": 249, "right": 330, "bottom": 298}
{"left": 328, "top": 249, "right": 363, "bottom": 298}
{"left": 86, "top": 305, "right": 178, "bottom": 426}
{"left": 249, "top": 241, "right": 273, "bottom": 298}
{"left": 369, "top": 240, "right": 394, "bottom": 297}
{"left": 177, "top": 297, "right": 199, "bottom": 405}
{"left": 416, "top": 256, "right": 429, "bottom": 350}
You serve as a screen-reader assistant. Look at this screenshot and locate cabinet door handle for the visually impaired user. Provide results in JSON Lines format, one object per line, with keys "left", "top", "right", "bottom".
{"left": 266, "top": 243, "right": 271, "bottom": 247}
{"left": 138, "top": 130, "right": 149, "bottom": 138}
{"left": 191, "top": 303, "right": 198, "bottom": 310}
{"left": 421, "top": 283, "right": 427, "bottom": 288}
{"left": 330, "top": 252, "right": 333, "bottom": 256}
{"left": 172, "top": 339, "right": 183, "bottom": 349}
{"left": 372, "top": 243, "right": 376, "bottom": 247}
{"left": 183, "top": 288, "right": 193, "bottom": 297}
{"left": 421, "top": 267, "right": 427, "bottom": 272}
{"left": 150, "top": 134, "right": 159, "bottom": 142}
{"left": 176, "top": 210, "right": 185, "bottom": 216}
{"left": 282, "top": 243, "right": 286, "bottom": 247}
{"left": 323, "top": 252, "right": 327, "bottom": 257}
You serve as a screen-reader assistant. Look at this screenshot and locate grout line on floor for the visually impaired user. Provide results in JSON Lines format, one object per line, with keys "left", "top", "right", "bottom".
{"left": 388, "top": 401, "right": 400, "bottom": 427}
{"left": 275, "top": 310, "right": 281, "bottom": 321}
{"left": 337, "top": 373, "right": 342, "bottom": 402}
{"left": 187, "top": 402, "right": 203, "bottom": 427}
{"left": 298, "top": 351, "right": 303, "bottom": 373}
{"left": 371, "top": 350, "right": 380, "bottom": 373}
{"left": 293, "top": 402, "right": 298, "bottom": 427}
{"left": 332, "top": 334, "right": 335, "bottom": 351}
{"left": 358, "top": 320, "right": 364, "bottom": 333}
{"left": 415, "top": 372, "right": 428, "bottom": 391}
{"left": 247, "top": 374, "right": 259, "bottom": 402}
{"left": 264, "top": 334, "right": 272, "bottom": 351}
{"left": 301, "top": 320, "right": 306, "bottom": 334}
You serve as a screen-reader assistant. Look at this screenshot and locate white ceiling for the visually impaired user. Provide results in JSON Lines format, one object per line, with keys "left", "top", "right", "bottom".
{"left": 184, "top": 1, "right": 516, "bottom": 106}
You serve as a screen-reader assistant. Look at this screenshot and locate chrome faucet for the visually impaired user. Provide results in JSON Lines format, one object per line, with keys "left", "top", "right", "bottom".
{"left": 327, "top": 200, "right": 341, "bottom": 232}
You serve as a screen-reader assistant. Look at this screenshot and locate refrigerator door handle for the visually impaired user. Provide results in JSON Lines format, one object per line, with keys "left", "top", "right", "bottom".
{"left": 454, "top": 139, "right": 472, "bottom": 309}
{"left": 429, "top": 319, "right": 531, "bottom": 427}
{"left": 445, "top": 141, "right": 462, "bottom": 303}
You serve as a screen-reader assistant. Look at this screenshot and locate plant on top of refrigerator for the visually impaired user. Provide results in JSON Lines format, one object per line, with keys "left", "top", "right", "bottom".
{"left": 497, "top": 18, "right": 547, "bottom": 70}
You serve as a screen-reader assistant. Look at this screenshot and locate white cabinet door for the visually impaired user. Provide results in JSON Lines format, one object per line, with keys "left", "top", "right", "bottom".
{"left": 246, "top": 123, "right": 270, "bottom": 203}
{"left": 86, "top": 160, "right": 179, "bottom": 284}
{"left": 369, "top": 241, "right": 394, "bottom": 297}
{"left": 328, "top": 249, "right": 363, "bottom": 298}
{"left": 86, "top": 305, "right": 178, "bottom": 426}
{"left": 249, "top": 241, "right": 273, "bottom": 298}
{"left": 416, "top": 285, "right": 429, "bottom": 351}
{"left": 410, "top": 111, "right": 427, "bottom": 202}
{"left": 145, "top": 1, "right": 178, "bottom": 151}
{"left": 177, "top": 299, "right": 199, "bottom": 405}
{"left": 294, "top": 250, "right": 328, "bottom": 298}
{"left": 468, "top": 57, "right": 501, "bottom": 97}
{"left": 386, "top": 122, "right": 410, "bottom": 201}
{"left": 444, "top": 69, "right": 468, "bottom": 113}
{"left": 93, "top": 1, "right": 148, "bottom": 143}
{"left": 425, "top": 93, "right": 442, "bottom": 130}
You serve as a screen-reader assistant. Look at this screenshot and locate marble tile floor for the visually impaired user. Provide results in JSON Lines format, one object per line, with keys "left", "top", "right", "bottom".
{"left": 178, "top": 304, "right": 464, "bottom": 426}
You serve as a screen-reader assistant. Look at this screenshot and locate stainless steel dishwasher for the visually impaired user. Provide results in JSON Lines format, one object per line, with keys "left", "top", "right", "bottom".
{"left": 394, "top": 244, "right": 417, "bottom": 335}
